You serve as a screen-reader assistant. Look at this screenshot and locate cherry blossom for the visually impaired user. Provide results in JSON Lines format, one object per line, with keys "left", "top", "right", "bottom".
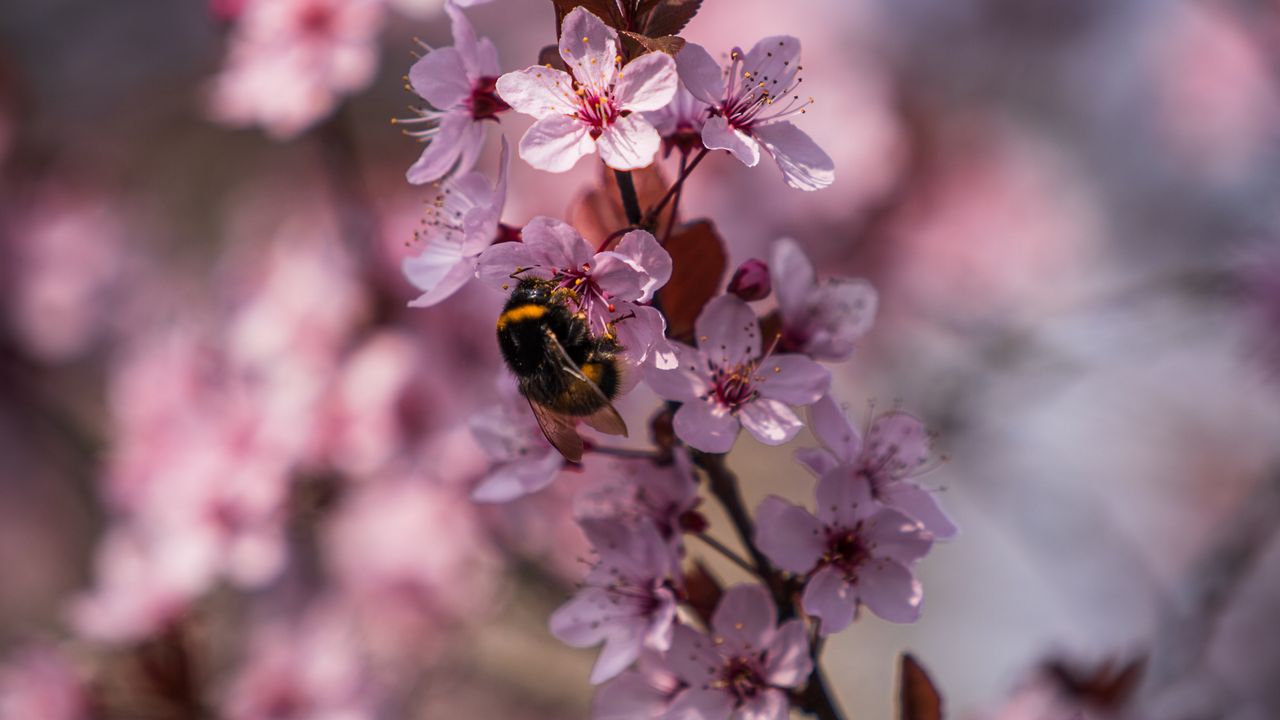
{"left": 402, "top": 138, "right": 509, "bottom": 307}
{"left": 644, "top": 83, "right": 710, "bottom": 158}
{"left": 755, "top": 469, "right": 933, "bottom": 632}
{"left": 574, "top": 450, "right": 700, "bottom": 540}
{"left": 659, "top": 584, "right": 812, "bottom": 719}
{"left": 208, "top": 0, "right": 385, "bottom": 140}
{"left": 796, "top": 395, "right": 957, "bottom": 540}
{"left": 401, "top": 1, "right": 508, "bottom": 184}
{"left": 469, "top": 375, "right": 565, "bottom": 502}
{"left": 772, "top": 237, "right": 877, "bottom": 361}
{"left": 0, "top": 646, "right": 90, "bottom": 720}
{"left": 727, "top": 257, "right": 771, "bottom": 301}
{"left": 645, "top": 294, "right": 830, "bottom": 453}
{"left": 550, "top": 519, "right": 681, "bottom": 684}
{"left": 476, "top": 217, "right": 677, "bottom": 368}
{"left": 676, "top": 37, "right": 834, "bottom": 190}
{"left": 495, "top": 8, "right": 678, "bottom": 172}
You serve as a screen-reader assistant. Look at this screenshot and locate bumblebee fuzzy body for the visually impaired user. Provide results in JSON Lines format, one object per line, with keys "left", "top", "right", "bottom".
{"left": 497, "top": 278, "right": 621, "bottom": 415}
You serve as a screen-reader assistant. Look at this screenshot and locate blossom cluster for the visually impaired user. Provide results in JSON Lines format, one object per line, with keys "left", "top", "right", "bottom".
{"left": 394, "top": 3, "right": 954, "bottom": 718}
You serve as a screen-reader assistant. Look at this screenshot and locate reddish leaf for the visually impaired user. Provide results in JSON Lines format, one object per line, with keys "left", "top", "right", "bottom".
{"left": 899, "top": 653, "right": 944, "bottom": 720}
{"left": 621, "top": 31, "right": 686, "bottom": 57}
{"left": 657, "top": 220, "right": 727, "bottom": 341}
{"left": 683, "top": 559, "right": 722, "bottom": 627}
{"left": 643, "top": 0, "right": 702, "bottom": 37}
{"left": 1044, "top": 656, "right": 1146, "bottom": 710}
{"left": 569, "top": 163, "right": 673, "bottom": 248}
{"left": 550, "top": 0, "right": 623, "bottom": 33}
{"left": 536, "top": 44, "right": 569, "bottom": 72}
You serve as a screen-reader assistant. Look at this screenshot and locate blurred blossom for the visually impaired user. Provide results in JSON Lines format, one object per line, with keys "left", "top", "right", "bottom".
{"left": 469, "top": 374, "right": 565, "bottom": 502}
{"left": 1242, "top": 247, "right": 1280, "bottom": 378}
{"left": 403, "top": 138, "right": 509, "bottom": 308}
{"left": 224, "top": 603, "right": 378, "bottom": 720}
{"left": 208, "top": 0, "right": 385, "bottom": 139}
{"left": 326, "top": 474, "right": 498, "bottom": 662}
{"left": 646, "top": 295, "right": 830, "bottom": 452}
{"left": 71, "top": 528, "right": 200, "bottom": 642}
{"left": 2, "top": 188, "right": 126, "bottom": 362}
{"left": 574, "top": 451, "right": 700, "bottom": 540}
{"left": 645, "top": 83, "right": 709, "bottom": 158}
{"left": 0, "top": 646, "right": 89, "bottom": 720}
{"left": 388, "top": 0, "right": 492, "bottom": 20}
{"left": 771, "top": 237, "right": 876, "bottom": 360}
{"left": 401, "top": 1, "right": 508, "bottom": 184}
{"left": 496, "top": 8, "right": 678, "bottom": 172}
{"left": 592, "top": 651, "right": 684, "bottom": 720}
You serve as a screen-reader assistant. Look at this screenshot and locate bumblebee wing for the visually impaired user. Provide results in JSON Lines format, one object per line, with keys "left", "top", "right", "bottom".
{"left": 541, "top": 329, "right": 629, "bottom": 440}
{"left": 582, "top": 404, "right": 628, "bottom": 438}
{"left": 528, "top": 398, "right": 584, "bottom": 463}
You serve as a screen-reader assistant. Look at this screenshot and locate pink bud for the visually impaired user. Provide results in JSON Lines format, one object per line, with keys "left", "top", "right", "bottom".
{"left": 728, "top": 258, "right": 771, "bottom": 301}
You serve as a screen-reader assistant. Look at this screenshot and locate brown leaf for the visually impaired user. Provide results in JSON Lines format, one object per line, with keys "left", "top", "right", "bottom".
{"left": 621, "top": 31, "right": 686, "bottom": 57}
{"left": 550, "top": 0, "right": 624, "bottom": 33}
{"left": 683, "top": 559, "right": 723, "bottom": 627}
{"left": 642, "top": 0, "right": 702, "bottom": 37}
{"left": 657, "top": 220, "right": 727, "bottom": 341}
{"left": 899, "top": 653, "right": 944, "bottom": 720}
{"left": 1044, "top": 656, "right": 1145, "bottom": 710}
{"left": 536, "top": 44, "right": 569, "bottom": 72}
{"left": 568, "top": 163, "right": 674, "bottom": 248}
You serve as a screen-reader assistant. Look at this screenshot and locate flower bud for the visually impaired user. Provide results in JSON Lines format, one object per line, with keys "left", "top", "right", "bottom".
{"left": 728, "top": 258, "right": 771, "bottom": 301}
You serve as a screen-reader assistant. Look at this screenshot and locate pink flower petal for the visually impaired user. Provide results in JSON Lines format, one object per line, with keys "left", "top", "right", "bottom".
{"left": 405, "top": 110, "right": 469, "bottom": 184}
{"left": 666, "top": 625, "right": 722, "bottom": 686}
{"left": 755, "top": 354, "right": 830, "bottom": 406}
{"left": 859, "top": 559, "right": 923, "bottom": 624}
{"left": 559, "top": 7, "right": 619, "bottom": 93}
{"left": 880, "top": 482, "right": 958, "bottom": 541}
{"left": 736, "top": 689, "right": 789, "bottom": 720}
{"left": 612, "top": 230, "right": 672, "bottom": 302}
{"left": 443, "top": 1, "right": 482, "bottom": 77}
{"left": 593, "top": 670, "right": 670, "bottom": 720}
{"left": 549, "top": 587, "right": 615, "bottom": 648}
{"left": 405, "top": 257, "right": 473, "bottom": 308}
{"left": 864, "top": 508, "right": 933, "bottom": 565}
{"left": 616, "top": 51, "right": 679, "bottom": 112}
{"left": 742, "top": 36, "right": 802, "bottom": 91}
{"left": 702, "top": 115, "right": 762, "bottom": 167}
{"left": 673, "top": 399, "right": 740, "bottom": 453}
{"left": 754, "top": 121, "right": 835, "bottom": 191}
{"left": 475, "top": 241, "right": 540, "bottom": 289}
{"left": 592, "top": 623, "right": 646, "bottom": 684}
{"left": 754, "top": 496, "right": 823, "bottom": 574}
{"left": 617, "top": 305, "right": 678, "bottom": 370}
{"left": 644, "top": 344, "right": 708, "bottom": 401}
{"left": 815, "top": 468, "right": 873, "bottom": 528}
{"left": 806, "top": 394, "right": 862, "bottom": 464}
{"left": 470, "top": 450, "right": 563, "bottom": 502}
{"left": 496, "top": 66, "right": 576, "bottom": 119}
{"left": 591, "top": 253, "right": 647, "bottom": 302}
{"left": 793, "top": 447, "right": 838, "bottom": 478}
{"left": 764, "top": 620, "right": 813, "bottom": 689}
{"left": 801, "top": 565, "right": 857, "bottom": 635}
{"left": 695, "top": 294, "right": 761, "bottom": 368}
{"left": 675, "top": 43, "right": 726, "bottom": 105}
{"left": 866, "top": 412, "right": 930, "bottom": 476}
{"left": 666, "top": 686, "right": 735, "bottom": 720}
{"left": 771, "top": 238, "right": 817, "bottom": 321}
{"left": 409, "top": 46, "right": 469, "bottom": 109}
{"left": 519, "top": 114, "right": 595, "bottom": 172}
{"left": 596, "top": 114, "right": 662, "bottom": 170}
{"left": 523, "top": 216, "right": 594, "bottom": 269}
{"left": 711, "top": 584, "right": 776, "bottom": 655}
{"left": 804, "top": 277, "right": 877, "bottom": 359}
{"left": 738, "top": 398, "right": 803, "bottom": 446}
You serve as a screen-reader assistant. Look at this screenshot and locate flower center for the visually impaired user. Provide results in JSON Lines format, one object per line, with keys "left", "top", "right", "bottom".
{"left": 823, "top": 525, "right": 870, "bottom": 580}
{"left": 719, "top": 45, "right": 813, "bottom": 132}
{"left": 716, "top": 655, "right": 766, "bottom": 703}
{"left": 707, "top": 362, "right": 760, "bottom": 412}
{"left": 469, "top": 76, "right": 510, "bottom": 121}
{"left": 574, "top": 87, "right": 621, "bottom": 138}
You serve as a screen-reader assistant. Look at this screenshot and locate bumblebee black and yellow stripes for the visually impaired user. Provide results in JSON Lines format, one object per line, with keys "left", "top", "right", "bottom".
{"left": 497, "top": 278, "right": 627, "bottom": 461}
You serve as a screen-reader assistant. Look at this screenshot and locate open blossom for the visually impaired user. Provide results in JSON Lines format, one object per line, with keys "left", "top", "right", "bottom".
{"left": 496, "top": 8, "right": 677, "bottom": 172}
{"left": 772, "top": 237, "right": 876, "bottom": 361}
{"left": 645, "top": 83, "right": 709, "bottom": 157}
{"left": 550, "top": 519, "right": 681, "bottom": 684}
{"left": 574, "top": 450, "right": 700, "bottom": 540}
{"left": 660, "top": 584, "right": 812, "bottom": 720}
{"left": 645, "top": 294, "right": 830, "bottom": 453}
{"left": 755, "top": 469, "right": 934, "bottom": 633}
{"left": 797, "top": 395, "right": 957, "bottom": 540}
{"left": 476, "top": 217, "right": 677, "bottom": 368}
{"left": 676, "top": 38, "right": 834, "bottom": 190}
{"left": 469, "top": 375, "right": 565, "bottom": 502}
{"left": 402, "top": 138, "right": 508, "bottom": 307}
{"left": 401, "top": 1, "right": 508, "bottom": 184}
{"left": 208, "top": 0, "right": 385, "bottom": 139}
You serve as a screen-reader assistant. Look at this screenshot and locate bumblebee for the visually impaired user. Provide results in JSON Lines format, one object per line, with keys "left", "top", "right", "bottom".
{"left": 497, "top": 277, "right": 628, "bottom": 461}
